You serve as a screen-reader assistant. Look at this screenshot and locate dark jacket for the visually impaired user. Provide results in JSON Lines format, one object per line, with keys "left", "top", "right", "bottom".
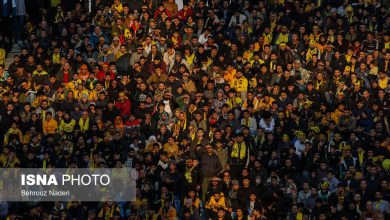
{"left": 116, "top": 53, "right": 132, "bottom": 75}
{"left": 200, "top": 151, "right": 222, "bottom": 178}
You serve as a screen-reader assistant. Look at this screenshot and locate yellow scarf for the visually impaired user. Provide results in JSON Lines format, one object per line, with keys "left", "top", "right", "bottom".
{"left": 346, "top": 54, "right": 352, "bottom": 63}
{"left": 89, "top": 151, "right": 97, "bottom": 170}
{"left": 52, "top": 53, "right": 61, "bottom": 64}
{"left": 185, "top": 53, "right": 195, "bottom": 65}
{"left": 115, "top": 51, "right": 126, "bottom": 60}
{"left": 54, "top": 11, "right": 63, "bottom": 22}
{"left": 315, "top": 79, "right": 323, "bottom": 90}
{"left": 297, "top": 212, "right": 303, "bottom": 220}
{"left": 105, "top": 81, "right": 110, "bottom": 89}
{"left": 306, "top": 47, "right": 318, "bottom": 62}
{"left": 87, "top": 80, "right": 95, "bottom": 90}
{"left": 385, "top": 42, "right": 390, "bottom": 49}
{"left": 184, "top": 167, "right": 193, "bottom": 183}
{"left": 244, "top": 118, "right": 250, "bottom": 127}
{"left": 190, "top": 133, "right": 195, "bottom": 141}
{"left": 263, "top": 33, "right": 272, "bottom": 45}
{"left": 209, "top": 131, "right": 213, "bottom": 141}
{"left": 379, "top": 78, "right": 388, "bottom": 89}
{"left": 358, "top": 151, "right": 364, "bottom": 166}
{"left": 231, "top": 142, "right": 246, "bottom": 159}
{"left": 347, "top": 13, "right": 354, "bottom": 24}
{"left": 179, "top": 119, "right": 187, "bottom": 131}
{"left": 60, "top": 119, "right": 76, "bottom": 133}
{"left": 270, "top": 20, "right": 277, "bottom": 32}
{"left": 41, "top": 109, "right": 48, "bottom": 121}
{"left": 79, "top": 117, "right": 89, "bottom": 132}
{"left": 376, "top": 200, "right": 383, "bottom": 209}
{"left": 276, "top": 33, "right": 289, "bottom": 45}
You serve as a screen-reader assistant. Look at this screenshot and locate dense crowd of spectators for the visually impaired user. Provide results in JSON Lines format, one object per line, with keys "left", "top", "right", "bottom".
{"left": 0, "top": 0, "right": 390, "bottom": 219}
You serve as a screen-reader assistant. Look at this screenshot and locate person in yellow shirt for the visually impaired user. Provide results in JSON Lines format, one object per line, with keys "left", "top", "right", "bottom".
{"left": 97, "top": 200, "right": 121, "bottom": 220}
{"left": 382, "top": 33, "right": 390, "bottom": 54}
{"left": 243, "top": 44, "right": 256, "bottom": 62}
{"left": 263, "top": 26, "right": 273, "bottom": 45}
{"left": 0, "top": 146, "right": 11, "bottom": 166}
{"left": 111, "top": 0, "right": 123, "bottom": 13}
{"left": 73, "top": 81, "right": 90, "bottom": 100}
{"left": 43, "top": 112, "right": 58, "bottom": 136}
{"left": 205, "top": 191, "right": 228, "bottom": 218}
{"left": 345, "top": 48, "right": 354, "bottom": 63}
{"left": 250, "top": 52, "right": 265, "bottom": 69}
{"left": 306, "top": 40, "right": 320, "bottom": 63}
{"left": 378, "top": 71, "right": 389, "bottom": 89}
{"left": 3, "top": 122, "right": 23, "bottom": 145}
{"left": 224, "top": 64, "right": 236, "bottom": 83}
{"left": 59, "top": 112, "right": 76, "bottom": 134}
{"left": 163, "top": 136, "right": 179, "bottom": 159}
{"left": 242, "top": 90, "right": 260, "bottom": 112}
{"left": 157, "top": 200, "right": 177, "bottom": 220}
{"left": 331, "top": 103, "right": 345, "bottom": 125}
{"left": 230, "top": 69, "right": 248, "bottom": 100}
{"left": 275, "top": 25, "right": 290, "bottom": 46}
{"left": 66, "top": 73, "right": 79, "bottom": 91}
{"left": 258, "top": 94, "right": 275, "bottom": 111}
{"left": 226, "top": 89, "right": 242, "bottom": 110}
{"left": 1, "top": 149, "right": 20, "bottom": 168}
{"left": 184, "top": 46, "right": 195, "bottom": 67}
{"left": 254, "top": 36, "right": 266, "bottom": 52}
{"left": 23, "top": 126, "right": 42, "bottom": 145}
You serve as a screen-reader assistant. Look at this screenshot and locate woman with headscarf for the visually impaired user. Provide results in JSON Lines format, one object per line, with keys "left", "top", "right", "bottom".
{"left": 114, "top": 116, "right": 125, "bottom": 136}
{"left": 78, "top": 64, "right": 90, "bottom": 81}
{"left": 145, "top": 135, "right": 161, "bottom": 152}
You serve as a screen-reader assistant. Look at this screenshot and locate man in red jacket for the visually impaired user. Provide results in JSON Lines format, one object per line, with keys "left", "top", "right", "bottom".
{"left": 115, "top": 92, "right": 131, "bottom": 119}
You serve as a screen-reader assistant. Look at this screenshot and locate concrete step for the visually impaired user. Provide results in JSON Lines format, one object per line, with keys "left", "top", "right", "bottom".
{"left": 10, "top": 43, "right": 21, "bottom": 53}
{"left": 4, "top": 43, "right": 21, "bottom": 70}
{"left": 4, "top": 53, "right": 18, "bottom": 70}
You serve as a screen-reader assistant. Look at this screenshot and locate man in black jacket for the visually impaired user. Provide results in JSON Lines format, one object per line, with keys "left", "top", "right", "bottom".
{"left": 200, "top": 144, "right": 222, "bottom": 201}
{"left": 180, "top": 157, "right": 201, "bottom": 200}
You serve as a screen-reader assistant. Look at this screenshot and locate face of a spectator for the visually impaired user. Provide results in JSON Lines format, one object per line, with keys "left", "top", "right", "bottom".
{"left": 270, "top": 53, "right": 277, "bottom": 60}
{"left": 205, "top": 144, "right": 213, "bottom": 154}
{"left": 237, "top": 136, "right": 244, "bottom": 143}
{"left": 217, "top": 210, "right": 225, "bottom": 218}
{"left": 365, "top": 201, "right": 373, "bottom": 211}
{"left": 186, "top": 159, "right": 193, "bottom": 168}
{"left": 94, "top": 27, "right": 101, "bottom": 36}
{"left": 369, "top": 166, "right": 378, "bottom": 176}
{"left": 236, "top": 209, "right": 243, "bottom": 217}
